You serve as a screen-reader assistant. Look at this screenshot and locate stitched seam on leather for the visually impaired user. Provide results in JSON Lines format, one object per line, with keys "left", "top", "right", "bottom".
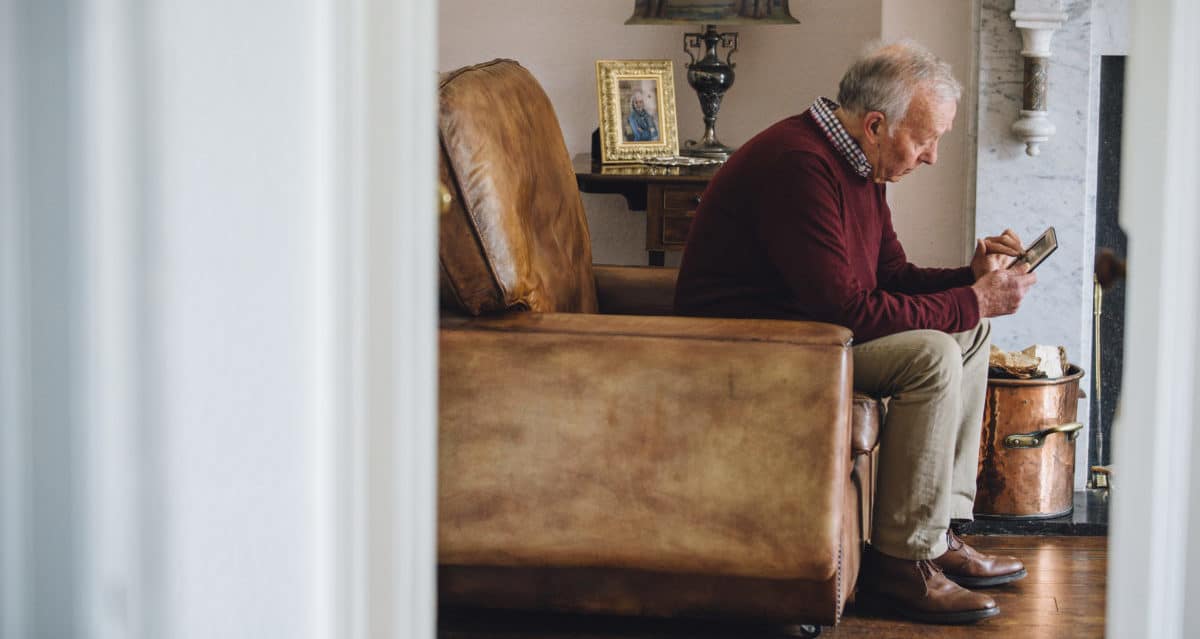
{"left": 439, "top": 58, "right": 517, "bottom": 89}
{"left": 835, "top": 538, "right": 844, "bottom": 623}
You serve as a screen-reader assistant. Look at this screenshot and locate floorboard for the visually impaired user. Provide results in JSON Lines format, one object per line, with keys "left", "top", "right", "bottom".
{"left": 438, "top": 535, "right": 1107, "bottom": 639}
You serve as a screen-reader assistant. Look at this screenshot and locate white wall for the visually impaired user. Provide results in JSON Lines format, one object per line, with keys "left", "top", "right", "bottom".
{"left": 150, "top": 1, "right": 325, "bottom": 635}
{"left": 2, "top": 0, "right": 438, "bottom": 637}
{"left": 135, "top": 0, "right": 437, "bottom": 635}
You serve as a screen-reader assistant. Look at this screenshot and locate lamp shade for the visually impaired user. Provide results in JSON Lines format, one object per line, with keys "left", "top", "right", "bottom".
{"left": 625, "top": 0, "right": 799, "bottom": 25}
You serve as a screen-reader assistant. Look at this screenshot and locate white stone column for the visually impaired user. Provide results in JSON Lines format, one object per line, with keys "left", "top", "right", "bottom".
{"left": 1010, "top": 2, "right": 1068, "bottom": 156}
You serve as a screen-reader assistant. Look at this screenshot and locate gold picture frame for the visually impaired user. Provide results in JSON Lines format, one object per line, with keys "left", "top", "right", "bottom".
{"left": 595, "top": 59, "right": 679, "bottom": 163}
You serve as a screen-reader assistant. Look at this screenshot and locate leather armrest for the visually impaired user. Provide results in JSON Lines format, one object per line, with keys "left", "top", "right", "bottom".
{"left": 592, "top": 264, "right": 678, "bottom": 316}
{"left": 439, "top": 312, "right": 854, "bottom": 582}
{"left": 852, "top": 393, "right": 884, "bottom": 454}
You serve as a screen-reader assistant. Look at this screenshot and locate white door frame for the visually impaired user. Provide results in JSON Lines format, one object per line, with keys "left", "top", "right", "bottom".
{"left": 345, "top": 0, "right": 438, "bottom": 637}
{"left": 322, "top": 0, "right": 438, "bottom": 636}
{"left": 0, "top": 0, "right": 438, "bottom": 636}
{"left": 1107, "top": 0, "right": 1200, "bottom": 637}
{"left": 0, "top": 0, "right": 30, "bottom": 636}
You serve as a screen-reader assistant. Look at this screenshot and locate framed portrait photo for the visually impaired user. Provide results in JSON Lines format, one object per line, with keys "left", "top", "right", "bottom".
{"left": 1008, "top": 226, "right": 1058, "bottom": 272}
{"left": 595, "top": 59, "right": 679, "bottom": 163}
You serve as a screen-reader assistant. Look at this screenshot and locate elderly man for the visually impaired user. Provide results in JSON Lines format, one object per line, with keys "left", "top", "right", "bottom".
{"left": 674, "top": 40, "right": 1036, "bottom": 624}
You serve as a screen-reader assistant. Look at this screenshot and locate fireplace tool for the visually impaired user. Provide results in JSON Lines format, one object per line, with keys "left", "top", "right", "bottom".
{"left": 1089, "top": 249, "right": 1126, "bottom": 490}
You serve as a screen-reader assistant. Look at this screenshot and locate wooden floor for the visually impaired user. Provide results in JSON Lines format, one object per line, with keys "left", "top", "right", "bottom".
{"left": 439, "top": 535, "right": 1107, "bottom": 639}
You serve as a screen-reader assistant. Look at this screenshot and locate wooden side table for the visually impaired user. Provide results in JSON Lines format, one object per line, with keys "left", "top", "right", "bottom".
{"left": 573, "top": 154, "right": 719, "bottom": 266}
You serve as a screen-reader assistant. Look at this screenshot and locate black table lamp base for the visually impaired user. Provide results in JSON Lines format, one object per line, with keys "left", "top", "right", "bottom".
{"left": 682, "top": 25, "right": 737, "bottom": 160}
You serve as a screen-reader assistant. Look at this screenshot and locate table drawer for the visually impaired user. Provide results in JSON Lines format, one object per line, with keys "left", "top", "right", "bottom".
{"left": 662, "top": 187, "right": 704, "bottom": 212}
{"left": 647, "top": 184, "right": 704, "bottom": 251}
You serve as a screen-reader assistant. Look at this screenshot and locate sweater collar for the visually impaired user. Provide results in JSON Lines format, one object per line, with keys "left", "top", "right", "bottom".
{"left": 808, "top": 97, "right": 873, "bottom": 179}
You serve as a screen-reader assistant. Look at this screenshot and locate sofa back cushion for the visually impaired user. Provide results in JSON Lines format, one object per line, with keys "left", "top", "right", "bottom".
{"left": 439, "top": 59, "right": 598, "bottom": 315}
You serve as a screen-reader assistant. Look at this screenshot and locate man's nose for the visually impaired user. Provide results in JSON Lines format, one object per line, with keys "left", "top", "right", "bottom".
{"left": 921, "top": 144, "right": 938, "bottom": 165}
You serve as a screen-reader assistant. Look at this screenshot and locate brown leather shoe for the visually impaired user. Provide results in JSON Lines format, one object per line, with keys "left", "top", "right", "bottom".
{"left": 858, "top": 546, "right": 999, "bottom": 624}
{"left": 934, "top": 529, "right": 1027, "bottom": 587}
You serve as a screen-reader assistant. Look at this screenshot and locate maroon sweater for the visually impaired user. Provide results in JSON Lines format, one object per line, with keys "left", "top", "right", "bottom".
{"left": 674, "top": 111, "right": 980, "bottom": 344}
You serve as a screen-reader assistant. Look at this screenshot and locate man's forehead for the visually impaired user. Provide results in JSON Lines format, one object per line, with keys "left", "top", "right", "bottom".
{"left": 907, "top": 89, "right": 957, "bottom": 132}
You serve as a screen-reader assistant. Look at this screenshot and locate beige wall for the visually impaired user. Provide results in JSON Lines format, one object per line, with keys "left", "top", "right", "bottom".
{"left": 439, "top": 0, "right": 971, "bottom": 267}
{"left": 882, "top": 0, "right": 975, "bottom": 267}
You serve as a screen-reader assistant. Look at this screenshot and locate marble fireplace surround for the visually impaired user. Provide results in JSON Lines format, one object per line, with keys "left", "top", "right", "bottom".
{"left": 973, "top": 0, "right": 1127, "bottom": 489}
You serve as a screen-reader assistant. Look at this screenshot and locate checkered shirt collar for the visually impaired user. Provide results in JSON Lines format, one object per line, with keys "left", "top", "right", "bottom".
{"left": 809, "top": 97, "right": 872, "bottom": 179}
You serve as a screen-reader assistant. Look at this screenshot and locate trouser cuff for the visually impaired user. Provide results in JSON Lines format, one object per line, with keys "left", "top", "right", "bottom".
{"left": 870, "top": 528, "right": 950, "bottom": 561}
{"left": 951, "top": 497, "right": 977, "bottom": 521}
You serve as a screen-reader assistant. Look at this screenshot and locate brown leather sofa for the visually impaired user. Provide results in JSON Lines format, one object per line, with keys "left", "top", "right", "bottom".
{"left": 437, "top": 59, "right": 883, "bottom": 628}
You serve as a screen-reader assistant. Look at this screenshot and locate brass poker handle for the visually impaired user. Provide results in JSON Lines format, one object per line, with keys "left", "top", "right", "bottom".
{"left": 439, "top": 182, "right": 453, "bottom": 216}
{"left": 1003, "top": 422, "right": 1084, "bottom": 449}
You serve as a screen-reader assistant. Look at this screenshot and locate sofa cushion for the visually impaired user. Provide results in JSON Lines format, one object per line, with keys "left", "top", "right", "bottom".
{"left": 439, "top": 59, "right": 598, "bottom": 315}
{"left": 593, "top": 265, "right": 678, "bottom": 316}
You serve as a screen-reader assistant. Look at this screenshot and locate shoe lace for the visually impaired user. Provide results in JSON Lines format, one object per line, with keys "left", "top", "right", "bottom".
{"left": 917, "top": 559, "right": 944, "bottom": 580}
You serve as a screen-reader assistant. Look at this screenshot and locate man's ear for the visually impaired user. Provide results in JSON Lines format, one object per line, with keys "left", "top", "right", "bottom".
{"left": 864, "top": 112, "right": 886, "bottom": 143}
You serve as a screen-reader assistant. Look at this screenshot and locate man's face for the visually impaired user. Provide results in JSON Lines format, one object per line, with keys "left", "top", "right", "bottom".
{"left": 632, "top": 94, "right": 645, "bottom": 112}
{"left": 872, "top": 89, "right": 956, "bottom": 183}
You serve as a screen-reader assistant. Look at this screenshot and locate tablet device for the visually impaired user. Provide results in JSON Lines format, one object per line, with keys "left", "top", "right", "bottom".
{"left": 1009, "top": 226, "right": 1057, "bottom": 272}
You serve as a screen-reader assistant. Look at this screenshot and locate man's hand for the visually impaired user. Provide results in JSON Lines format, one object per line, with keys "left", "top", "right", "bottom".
{"left": 985, "top": 229, "right": 1024, "bottom": 257}
{"left": 970, "top": 239, "right": 1009, "bottom": 280}
{"left": 971, "top": 229, "right": 1024, "bottom": 280}
{"left": 972, "top": 262, "right": 1037, "bottom": 317}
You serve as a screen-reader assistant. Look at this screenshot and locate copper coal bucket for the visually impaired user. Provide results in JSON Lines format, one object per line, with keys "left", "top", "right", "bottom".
{"left": 975, "top": 365, "right": 1086, "bottom": 519}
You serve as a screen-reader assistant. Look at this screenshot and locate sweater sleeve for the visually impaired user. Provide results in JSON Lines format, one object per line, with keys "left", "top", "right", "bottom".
{"left": 754, "top": 152, "right": 980, "bottom": 343}
{"left": 875, "top": 201, "right": 977, "bottom": 294}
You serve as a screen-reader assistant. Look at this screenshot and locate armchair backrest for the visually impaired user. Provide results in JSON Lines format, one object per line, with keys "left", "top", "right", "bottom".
{"left": 438, "top": 59, "right": 599, "bottom": 315}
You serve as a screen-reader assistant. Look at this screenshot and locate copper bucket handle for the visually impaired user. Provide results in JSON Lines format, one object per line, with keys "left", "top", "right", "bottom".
{"left": 1003, "top": 422, "right": 1084, "bottom": 449}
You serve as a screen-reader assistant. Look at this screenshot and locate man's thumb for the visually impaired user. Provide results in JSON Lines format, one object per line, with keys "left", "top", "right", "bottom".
{"left": 975, "top": 238, "right": 986, "bottom": 258}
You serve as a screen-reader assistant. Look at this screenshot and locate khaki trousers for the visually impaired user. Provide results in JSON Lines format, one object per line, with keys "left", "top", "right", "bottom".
{"left": 852, "top": 320, "right": 990, "bottom": 560}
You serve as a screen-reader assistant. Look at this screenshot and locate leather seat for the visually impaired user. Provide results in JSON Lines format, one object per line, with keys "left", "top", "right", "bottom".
{"left": 437, "top": 59, "right": 882, "bottom": 627}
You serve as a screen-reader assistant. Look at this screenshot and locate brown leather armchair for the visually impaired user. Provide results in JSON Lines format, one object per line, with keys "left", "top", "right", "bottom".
{"left": 437, "top": 59, "right": 883, "bottom": 629}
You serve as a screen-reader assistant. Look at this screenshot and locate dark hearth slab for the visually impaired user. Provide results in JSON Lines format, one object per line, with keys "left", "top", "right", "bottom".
{"left": 958, "top": 489, "right": 1108, "bottom": 536}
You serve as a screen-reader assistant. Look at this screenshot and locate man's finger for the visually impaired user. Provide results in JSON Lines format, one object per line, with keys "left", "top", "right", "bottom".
{"left": 1004, "top": 234, "right": 1026, "bottom": 254}
{"left": 991, "top": 232, "right": 1024, "bottom": 252}
{"left": 984, "top": 238, "right": 1022, "bottom": 256}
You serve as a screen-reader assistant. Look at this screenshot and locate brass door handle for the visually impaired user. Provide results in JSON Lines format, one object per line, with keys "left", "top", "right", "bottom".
{"left": 1004, "top": 422, "right": 1084, "bottom": 449}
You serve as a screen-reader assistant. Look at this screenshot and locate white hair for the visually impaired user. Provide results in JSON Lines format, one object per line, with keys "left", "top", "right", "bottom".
{"left": 836, "top": 39, "right": 962, "bottom": 131}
